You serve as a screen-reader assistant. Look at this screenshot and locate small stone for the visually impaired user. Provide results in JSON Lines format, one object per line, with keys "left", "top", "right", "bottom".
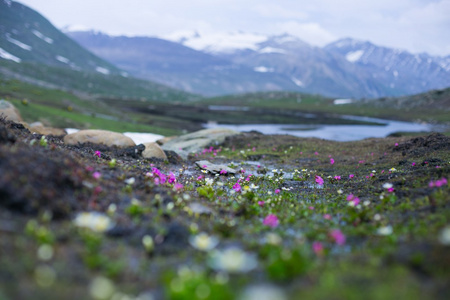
{"left": 161, "top": 128, "right": 239, "bottom": 159}
{"left": 29, "top": 122, "right": 66, "bottom": 136}
{"left": 195, "top": 160, "right": 237, "bottom": 174}
{"left": 63, "top": 129, "right": 135, "bottom": 147}
{"left": 142, "top": 142, "right": 167, "bottom": 159}
{"left": 189, "top": 202, "right": 213, "bottom": 215}
{"left": 0, "top": 99, "right": 23, "bottom": 122}
{"left": 156, "top": 136, "right": 177, "bottom": 145}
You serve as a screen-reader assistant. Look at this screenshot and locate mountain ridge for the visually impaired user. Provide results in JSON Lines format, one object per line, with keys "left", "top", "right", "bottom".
{"left": 67, "top": 29, "right": 450, "bottom": 98}
{"left": 0, "top": 0, "right": 198, "bottom": 102}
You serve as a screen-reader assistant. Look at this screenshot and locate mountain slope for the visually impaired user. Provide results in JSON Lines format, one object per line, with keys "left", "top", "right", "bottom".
{"left": 217, "top": 34, "right": 388, "bottom": 98}
{"left": 0, "top": 0, "right": 198, "bottom": 102}
{"left": 324, "top": 38, "right": 450, "bottom": 95}
{"left": 0, "top": 0, "right": 119, "bottom": 74}
{"left": 67, "top": 31, "right": 303, "bottom": 96}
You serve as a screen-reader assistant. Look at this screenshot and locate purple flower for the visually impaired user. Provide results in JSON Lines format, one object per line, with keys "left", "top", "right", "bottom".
{"left": 312, "top": 241, "right": 324, "bottom": 256}
{"left": 274, "top": 189, "right": 280, "bottom": 194}
{"left": 346, "top": 194, "right": 360, "bottom": 206}
{"left": 329, "top": 229, "right": 346, "bottom": 245}
{"left": 315, "top": 175, "right": 324, "bottom": 185}
{"left": 168, "top": 172, "right": 176, "bottom": 184}
{"left": 94, "top": 151, "right": 101, "bottom": 158}
{"left": 174, "top": 183, "right": 184, "bottom": 191}
{"left": 349, "top": 174, "right": 355, "bottom": 179}
{"left": 233, "top": 182, "right": 241, "bottom": 192}
{"left": 92, "top": 171, "right": 101, "bottom": 179}
{"left": 220, "top": 169, "right": 227, "bottom": 175}
{"left": 334, "top": 175, "right": 341, "bottom": 180}
{"left": 330, "top": 158, "right": 335, "bottom": 165}
{"left": 263, "top": 214, "right": 279, "bottom": 228}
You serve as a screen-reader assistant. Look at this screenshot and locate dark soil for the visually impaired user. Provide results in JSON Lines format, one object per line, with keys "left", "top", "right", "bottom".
{"left": 0, "top": 117, "right": 449, "bottom": 300}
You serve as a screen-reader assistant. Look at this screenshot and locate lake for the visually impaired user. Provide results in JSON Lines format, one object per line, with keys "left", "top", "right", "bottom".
{"left": 203, "top": 115, "right": 443, "bottom": 142}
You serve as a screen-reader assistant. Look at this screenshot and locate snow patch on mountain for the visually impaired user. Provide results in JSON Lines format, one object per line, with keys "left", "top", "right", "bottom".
{"left": 0, "top": 47, "right": 21, "bottom": 63}
{"left": 6, "top": 34, "right": 32, "bottom": 51}
{"left": 254, "top": 66, "right": 274, "bottom": 73}
{"left": 56, "top": 55, "right": 70, "bottom": 63}
{"left": 259, "top": 47, "right": 286, "bottom": 54}
{"left": 291, "top": 77, "right": 304, "bottom": 87}
{"left": 273, "top": 35, "right": 298, "bottom": 44}
{"left": 345, "top": 50, "right": 364, "bottom": 62}
{"left": 95, "top": 66, "right": 110, "bottom": 75}
{"left": 32, "top": 30, "right": 53, "bottom": 44}
{"left": 164, "top": 31, "right": 268, "bottom": 53}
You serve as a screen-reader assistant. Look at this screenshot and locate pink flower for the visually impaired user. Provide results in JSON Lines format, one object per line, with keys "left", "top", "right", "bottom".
{"left": 329, "top": 229, "right": 346, "bottom": 245}
{"left": 412, "top": 162, "right": 416, "bottom": 166}
{"left": 220, "top": 169, "right": 227, "bottom": 175}
{"left": 430, "top": 178, "right": 448, "bottom": 188}
{"left": 168, "top": 172, "right": 176, "bottom": 184}
{"left": 174, "top": 183, "right": 184, "bottom": 191}
{"left": 323, "top": 214, "right": 331, "bottom": 220}
{"left": 233, "top": 182, "right": 241, "bottom": 192}
{"left": 346, "top": 194, "right": 360, "bottom": 206}
{"left": 274, "top": 189, "right": 280, "bottom": 194}
{"left": 263, "top": 214, "right": 279, "bottom": 228}
{"left": 387, "top": 187, "right": 394, "bottom": 193}
{"left": 314, "top": 151, "right": 319, "bottom": 155}
{"left": 315, "top": 175, "right": 324, "bottom": 185}
{"left": 349, "top": 174, "right": 354, "bottom": 179}
{"left": 330, "top": 158, "right": 335, "bottom": 165}
{"left": 197, "top": 175, "right": 204, "bottom": 181}
{"left": 94, "top": 151, "right": 101, "bottom": 158}
{"left": 309, "top": 206, "right": 314, "bottom": 210}
{"left": 312, "top": 241, "right": 324, "bottom": 256}
{"left": 92, "top": 171, "right": 101, "bottom": 179}
{"left": 334, "top": 175, "right": 341, "bottom": 180}
{"left": 258, "top": 201, "right": 265, "bottom": 207}
{"left": 395, "top": 143, "right": 399, "bottom": 147}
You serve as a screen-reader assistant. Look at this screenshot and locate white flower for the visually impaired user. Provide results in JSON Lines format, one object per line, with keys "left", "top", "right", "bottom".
{"left": 239, "top": 285, "right": 287, "bottom": 300}
{"left": 189, "top": 232, "right": 219, "bottom": 251}
{"left": 250, "top": 184, "right": 259, "bottom": 189}
{"left": 124, "top": 177, "right": 135, "bottom": 185}
{"left": 74, "top": 212, "right": 114, "bottom": 232}
{"left": 205, "top": 178, "right": 214, "bottom": 186}
{"left": 438, "top": 226, "right": 450, "bottom": 245}
{"left": 208, "top": 247, "right": 257, "bottom": 273}
{"left": 376, "top": 225, "right": 393, "bottom": 236}
{"left": 382, "top": 183, "right": 393, "bottom": 189}
{"left": 337, "top": 189, "right": 343, "bottom": 194}
{"left": 265, "top": 233, "right": 282, "bottom": 245}
{"left": 389, "top": 168, "right": 397, "bottom": 172}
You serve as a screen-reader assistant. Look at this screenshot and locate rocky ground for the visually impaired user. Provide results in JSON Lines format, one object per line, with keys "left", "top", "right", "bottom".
{"left": 0, "top": 114, "right": 449, "bottom": 300}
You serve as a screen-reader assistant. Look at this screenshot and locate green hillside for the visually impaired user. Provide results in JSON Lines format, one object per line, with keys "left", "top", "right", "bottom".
{"left": 0, "top": 0, "right": 199, "bottom": 102}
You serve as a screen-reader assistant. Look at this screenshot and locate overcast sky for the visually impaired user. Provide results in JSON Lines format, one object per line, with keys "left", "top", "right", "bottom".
{"left": 18, "top": 0, "right": 450, "bottom": 56}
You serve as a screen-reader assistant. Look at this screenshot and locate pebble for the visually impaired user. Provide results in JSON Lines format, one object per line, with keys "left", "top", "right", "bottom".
{"left": 63, "top": 129, "right": 136, "bottom": 147}
{"left": 0, "top": 99, "right": 23, "bottom": 122}
{"left": 142, "top": 142, "right": 167, "bottom": 159}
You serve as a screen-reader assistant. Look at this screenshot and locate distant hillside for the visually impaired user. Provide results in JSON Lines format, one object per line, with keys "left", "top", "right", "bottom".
{"left": 0, "top": 0, "right": 119, "bottom": 74}
{"left": 325, "top": 38, "right": 450, "bottom": 97}
{"left": 0, "top": 0, "right": 198, "bottom": 102}
{"left": 70, "top": 29, "right": 450, "bottom": 98}
{"left": 66, "top": 31, "right": 301, "bottom": 96}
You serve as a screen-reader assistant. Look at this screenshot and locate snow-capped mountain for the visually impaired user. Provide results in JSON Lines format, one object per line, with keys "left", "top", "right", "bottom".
{"left": 67, "top": 31, "right": 302, "bottom": 96}
{"left": 66, "top": 29, "right": 450, "bottom": 98}
{"left": 324, "top": 38, "right": 450, "bottom": 95}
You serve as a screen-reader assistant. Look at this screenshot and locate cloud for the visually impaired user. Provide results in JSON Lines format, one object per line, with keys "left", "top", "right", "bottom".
{"left": 275, "top": 21, "right": 336, "bottom": 46}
